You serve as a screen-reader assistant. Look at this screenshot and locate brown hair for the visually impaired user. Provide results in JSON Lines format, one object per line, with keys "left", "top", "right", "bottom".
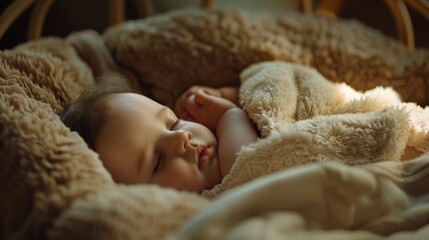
{"left": 60, "top": 84, "right": 133, "bottom": 150}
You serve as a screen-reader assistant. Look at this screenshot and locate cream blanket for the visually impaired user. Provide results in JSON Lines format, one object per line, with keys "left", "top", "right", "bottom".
{"left": 172, "top": 61, "right": 429, "bottom": 239}
{"left": 174, "top": 158, "right": 429, "bottom": 239}
{"left": 202, "top": 61, "right": 429, "bottom": 198}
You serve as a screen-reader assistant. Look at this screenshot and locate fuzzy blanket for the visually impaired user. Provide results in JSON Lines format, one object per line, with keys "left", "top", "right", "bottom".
{"left": 1, "top": 7, "right": 429, "bottom": 240}
{"left": 174, "top": 157, "right": 429, "bottom": 240}
{"left": 202, "top": 61, "right": 429, "bottom": 198}
{"left": 103, "top": 8, "right": 429, "bottom": 108}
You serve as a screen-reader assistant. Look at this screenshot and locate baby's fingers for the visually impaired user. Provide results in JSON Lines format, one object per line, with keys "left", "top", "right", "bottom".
{"left": 194, "top": 89, "right": 214, "bottom": 106}
{"left": 179, "top": 109, "right": 195, "bottom": 122}
{"left": 175, "top": 86, "right": 200, "bottom": 114}
{"left": 183, "top": 95, "right": 202, "bottom": 119}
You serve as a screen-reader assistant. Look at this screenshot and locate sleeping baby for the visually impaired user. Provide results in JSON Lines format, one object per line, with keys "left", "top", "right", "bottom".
{"left": 60, "top": 84, "right": 258, "bottom": 192}
{"left": 61, "top": 78, "right": 423, "bottom": 193}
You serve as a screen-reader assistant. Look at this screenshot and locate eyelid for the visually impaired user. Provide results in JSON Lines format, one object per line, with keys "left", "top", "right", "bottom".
{"left": 170, "top": 119, "right": 181, "bottom": 130}
{"left": 153, "top": 152, "right": 162, "bottom": 174}
{"left": 153, "top": 117, "right": 180, "bottom": 175}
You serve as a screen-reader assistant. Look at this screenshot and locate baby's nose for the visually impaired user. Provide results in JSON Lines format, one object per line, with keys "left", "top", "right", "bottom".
{"left": 170, "top": 130, "right": 193, "bottom": 155}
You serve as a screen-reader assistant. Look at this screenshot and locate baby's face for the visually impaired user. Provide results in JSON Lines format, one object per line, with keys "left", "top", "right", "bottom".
{"left": 95, "top": 93, "right": 222, "bottom": 192}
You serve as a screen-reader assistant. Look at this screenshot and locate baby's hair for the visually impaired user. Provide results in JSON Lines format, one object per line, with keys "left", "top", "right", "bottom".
{"left": 60, "top": 83, "right": 134, "bottom": 150}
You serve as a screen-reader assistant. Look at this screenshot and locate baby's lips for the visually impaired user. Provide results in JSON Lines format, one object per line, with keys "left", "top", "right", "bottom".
{"left": 197, "top": 146, "right": 212, "bottom": 169}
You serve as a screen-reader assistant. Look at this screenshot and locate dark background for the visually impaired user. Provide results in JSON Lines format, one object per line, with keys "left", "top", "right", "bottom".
{"left": 0, "top": 0, "right": 428, "bottom": 50}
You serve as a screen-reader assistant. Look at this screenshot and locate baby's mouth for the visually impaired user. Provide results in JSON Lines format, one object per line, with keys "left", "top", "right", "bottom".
{"left": 197, "top": 146, "right": 211, "bottom": 169}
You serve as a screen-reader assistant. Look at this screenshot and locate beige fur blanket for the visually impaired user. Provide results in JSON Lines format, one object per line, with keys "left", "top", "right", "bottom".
{"left": 1, "top": 7, "right": 429, "bottom": 240}
{"left": 174, "top": 157, "right": 429, "bottom": 240}
{"left": 203, "top": 61, "right": 429, "bottom": 198}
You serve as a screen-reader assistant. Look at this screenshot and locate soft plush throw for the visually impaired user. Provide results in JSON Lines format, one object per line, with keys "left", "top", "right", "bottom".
{"left": 173, "top": 157, "right": 429, "bottom": 240}
{"left": 202, "top": 60, "right": 429, "bottom": 198}
{"left": 1, "top": 7, "right": 429, "bottom": 240}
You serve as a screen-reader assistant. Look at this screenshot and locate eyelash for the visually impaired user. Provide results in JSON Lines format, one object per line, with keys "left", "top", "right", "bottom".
{"left": 170, "top": 119, "right": 181, "bottom": 131}
{"left": 153, "top": 119, "right": 181, "bottom": 173}
{"left": 153, "top": 156, "right": 162, "bottom": 173}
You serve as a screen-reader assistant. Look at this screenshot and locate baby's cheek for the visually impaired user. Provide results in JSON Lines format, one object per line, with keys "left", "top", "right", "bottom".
{"left": 153, "top": 160, "right": 204, "bottom": 191}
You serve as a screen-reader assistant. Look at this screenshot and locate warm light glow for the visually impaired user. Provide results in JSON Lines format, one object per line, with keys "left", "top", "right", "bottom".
{"left": 334, "top": 83, "right": 361, "bottom": 103}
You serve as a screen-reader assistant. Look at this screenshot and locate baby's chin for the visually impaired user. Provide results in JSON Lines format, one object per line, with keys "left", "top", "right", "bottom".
{"left": 200, "top": 147, "right": 222, "bottom": 185}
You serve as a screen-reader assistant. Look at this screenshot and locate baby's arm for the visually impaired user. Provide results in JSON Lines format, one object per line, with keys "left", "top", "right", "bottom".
{"left": 218, "top": 86, "right": 239, "bottom": 105}
{"left": 182, "top": 89, "right": 258, "bottom": 176}
{"left": 216, "top": 108, "right": 259, "bottom": 176}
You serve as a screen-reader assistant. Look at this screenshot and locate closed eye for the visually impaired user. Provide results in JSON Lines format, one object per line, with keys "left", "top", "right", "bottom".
{"left": 153, "top": 154, "right": 162, "bottom": 173}
{"left": 170, "top": 119, "right": 182, "bottom": 130}
{"left": 153, "top": 118, "right": 182, "bottom": 174}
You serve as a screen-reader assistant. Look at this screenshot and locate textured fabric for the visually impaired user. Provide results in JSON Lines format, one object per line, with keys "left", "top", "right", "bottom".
{"left": 173, "top": 156, "right": 429, "bottom": 240}
{"left": 47, "top": 185, "right": 209, "bottom": 240}
{"left": 239, "top": 61, "right": 403, "bottom": 137}
{"left": 66, "top": 30, "right": 145, "bottom": 93}
{"left": 104, "top": 8, "right": 429, "bottom": 108}
{"left": 0, "top": 38, "right": 107, "bottom": 238}
{"left": 1, "top": 38, "right": 94, "bottom": 113}
{"left": 202, "top": 61, "right": 429, "bottom": 198}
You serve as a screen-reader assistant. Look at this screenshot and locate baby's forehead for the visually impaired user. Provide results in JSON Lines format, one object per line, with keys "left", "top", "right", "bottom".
{"left": 105, "top": 93, "right": 142, "bottom": 110}
{"left": 103, "top": 92, "right": 166, "bottom": 120}
{"left": 102, "top": 94, "right": 138, "bottom": 118}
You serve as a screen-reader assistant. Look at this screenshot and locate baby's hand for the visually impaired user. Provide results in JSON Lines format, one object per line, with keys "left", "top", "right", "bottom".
{"left": 180, "top": 89, "right": 237, "bottom": 132}
{"left": 175, "top": 86, "right": 223, "bottom": 118}
{"left": 174, "top": 85, "right": 222, "bottom": 120}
